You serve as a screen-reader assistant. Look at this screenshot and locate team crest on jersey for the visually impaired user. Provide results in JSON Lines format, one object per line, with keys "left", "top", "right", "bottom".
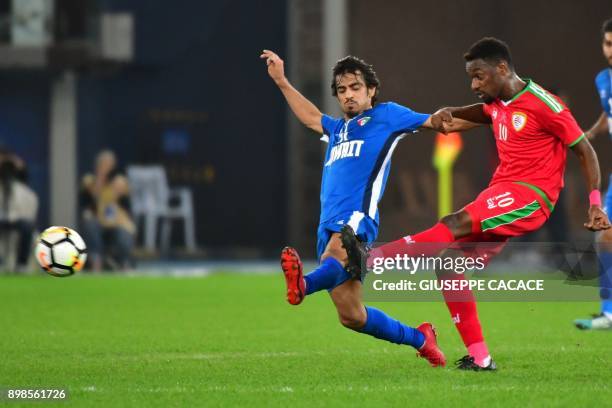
{"left": 511, "top": 112, "right": 527, "bottom": 131}
{"left": 491, "top": 109, "right": 498, "bottom": 120}
{"left": 357, "top": 117, "right": 371, "bottom": 126}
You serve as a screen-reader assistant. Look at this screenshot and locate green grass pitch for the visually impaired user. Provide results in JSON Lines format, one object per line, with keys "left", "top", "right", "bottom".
{"left": 0, "top": 273, "right": 610, "bottom": 407}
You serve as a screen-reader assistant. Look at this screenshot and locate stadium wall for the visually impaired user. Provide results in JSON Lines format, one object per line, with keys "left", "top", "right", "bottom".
{"left": 76, "top": 0, "right": 288, "bottom": 255}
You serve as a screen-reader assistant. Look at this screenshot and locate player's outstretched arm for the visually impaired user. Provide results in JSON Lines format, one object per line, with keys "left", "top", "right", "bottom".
{"left": 260, "top": 49, "right": 323, "bottom": 134}
{"left": 570, "top": 138, "right": 611, "bottom": 231}
{"left": 585, "top": 111, "right": 609, "bottom": 140}
{"left": 420, "top": 115, "right": 480, "bottom": 133}
{"left": 429, "top": 104, "right": 491, "bottom": 133}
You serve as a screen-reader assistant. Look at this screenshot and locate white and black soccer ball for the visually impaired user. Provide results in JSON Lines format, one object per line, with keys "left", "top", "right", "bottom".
{"left": 35, "top": 226, "right": 87, "bottom": 277}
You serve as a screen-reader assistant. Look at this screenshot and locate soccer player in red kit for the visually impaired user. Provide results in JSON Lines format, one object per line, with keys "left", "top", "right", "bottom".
{"left": 341, "top": 37, "right": 611, "bottom": 370}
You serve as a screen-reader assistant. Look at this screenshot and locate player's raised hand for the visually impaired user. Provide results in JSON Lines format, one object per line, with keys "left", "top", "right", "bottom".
{"left": 259, "top": 49, "right": 322, "bottom": 133}
{"left": 584, "top": 206, "right": 611, "bottom": 231}
{"left": 430, "top": 108, "right": 454, "bottom": 134}
{"left": 260, "top": 50, "right": 286, "bottom": 84}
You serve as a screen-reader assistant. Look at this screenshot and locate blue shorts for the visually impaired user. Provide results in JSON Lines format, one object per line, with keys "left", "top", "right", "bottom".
{"left": 605, "top": 174, "right": 612, "bottom": 215}
{"left": 316, "top": 211, "right": 378, "bottom": 260}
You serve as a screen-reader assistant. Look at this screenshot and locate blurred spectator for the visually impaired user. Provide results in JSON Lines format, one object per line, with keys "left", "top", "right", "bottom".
{"left": 80, "top": 150, "right": 135, "bottom": 271}
{"left": 0, "top": 147, "right": 38, "bottom": 271}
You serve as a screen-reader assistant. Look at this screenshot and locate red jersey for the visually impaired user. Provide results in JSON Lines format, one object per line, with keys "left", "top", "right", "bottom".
{"left": 482, "top": 79, "right": 584, "bottom": 212}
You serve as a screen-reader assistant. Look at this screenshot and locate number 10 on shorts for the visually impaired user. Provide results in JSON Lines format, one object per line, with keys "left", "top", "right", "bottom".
{"left": 487, "top": 192, "right": 514, "bottom": 209}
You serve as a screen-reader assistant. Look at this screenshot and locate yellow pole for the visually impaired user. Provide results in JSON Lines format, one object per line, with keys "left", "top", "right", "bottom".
{"left": 432, "top": 132, "right": 463, "bottom": 218}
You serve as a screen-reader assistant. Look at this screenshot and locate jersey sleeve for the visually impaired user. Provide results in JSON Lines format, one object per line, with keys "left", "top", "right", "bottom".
{"left": 595, "top": 70, "right": 611, "bottom": 113}
{"left": 386, "top": 102, "right": 430, "bottom": 133}
{"left": 543, "top": 107, "right": 585, "bottom": 147}
{"left": 321, "top": 114, "right": 337, "bottom": 144}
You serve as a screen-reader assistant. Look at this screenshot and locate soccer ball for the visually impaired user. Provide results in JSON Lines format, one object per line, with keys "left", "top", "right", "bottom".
{"left": 35, "top": 226, "right": 87, "bottom": 277}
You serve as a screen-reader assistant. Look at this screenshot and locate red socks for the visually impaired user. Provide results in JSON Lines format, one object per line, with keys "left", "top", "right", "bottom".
{"left": 439, "top": 273, "right": 489, "bottom": 366}
{"left": 369, "top": 222, "right": 454, "bottom": 264}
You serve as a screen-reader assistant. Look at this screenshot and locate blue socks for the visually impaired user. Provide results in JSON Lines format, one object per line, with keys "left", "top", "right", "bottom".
{"left": 304, "top": 257, "right": 351, "bottom": 295}
{"left": 599, "top": 251, "right": 612, "bottom": 315}
{"left": 359, "top": 306, "right": 425, "bottom": 349}
{"left": 303, "top": 259, "right": 424, "bottom": 350}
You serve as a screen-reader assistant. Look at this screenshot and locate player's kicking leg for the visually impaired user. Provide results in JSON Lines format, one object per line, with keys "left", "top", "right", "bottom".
{"left": 279, "top": 231, "right": 446, "bottom": 367}
{"left": 343, "top": 183, "right": 550, "bottom": 371}
{"left": 574, "top": 227, "right": 612, "bottom": 330}
{"left": 341, "top": 221, "right": 497, "bottom": 371}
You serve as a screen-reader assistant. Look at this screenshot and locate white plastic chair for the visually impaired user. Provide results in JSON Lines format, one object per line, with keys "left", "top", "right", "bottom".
{"left": 0, "top": 227, "right": 19, "bottom": 271}
{"left": 0, "top": 181, "right": 38, "bottom": 270}
{"left": 126, "top": 165, "right": 196, "bottom": 252}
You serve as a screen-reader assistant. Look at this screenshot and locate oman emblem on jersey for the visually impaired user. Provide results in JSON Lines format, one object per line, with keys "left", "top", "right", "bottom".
{"left": 511, "top": 112, "right": 527, "bottom": 131}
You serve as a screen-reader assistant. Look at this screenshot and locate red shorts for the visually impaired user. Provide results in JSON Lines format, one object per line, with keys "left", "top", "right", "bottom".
{"left": 453, "top": 182, "right": 552, "bottom": 260}
{"left": 463, "top": 182, "right": 551, "bottom": 238}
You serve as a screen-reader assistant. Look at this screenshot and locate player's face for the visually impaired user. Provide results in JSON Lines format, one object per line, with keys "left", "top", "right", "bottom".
{"left": 466, "top": 60, "right": 505, "bottom": 104}
{"left": 335, "top": 72, "right": 376, "bottom": 118}
{"left": 603, "top": 32, "right": 612, "bottom": 67}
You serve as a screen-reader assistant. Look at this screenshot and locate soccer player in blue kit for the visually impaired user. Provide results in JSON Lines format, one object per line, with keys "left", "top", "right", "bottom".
{"left": 575, "top": 18, "right": 612, "bottom": 330}
{"left": 260, "top": 49, "right": 446, "bottom": 367}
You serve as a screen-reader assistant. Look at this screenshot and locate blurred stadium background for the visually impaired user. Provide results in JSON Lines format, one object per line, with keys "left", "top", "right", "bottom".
{"left": 0, "top": 0, "right": 610, "bottom": 269}
{"left": 0, "top": 1, "right": 610, "bottom": 406}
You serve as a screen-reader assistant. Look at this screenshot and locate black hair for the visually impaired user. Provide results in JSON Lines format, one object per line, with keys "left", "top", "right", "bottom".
{"left": 464, "top": 37, "right": 514, "bottom": 71}
{"left": 603, "top": 18, "right": 612, "bottom": 36}
{"left": 331, "top": 56, "right": 380, "bottom": 105}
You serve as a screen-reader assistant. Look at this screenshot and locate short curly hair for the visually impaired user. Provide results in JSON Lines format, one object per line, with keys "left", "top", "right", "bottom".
{"left": 331, "top": 56, "right": 380, "bottom": 105}
{"left": 602, "top": 18, "right": 612, "bottom": 37}
{"left": 464, "top": 37, "right": 514, "bottom": 71}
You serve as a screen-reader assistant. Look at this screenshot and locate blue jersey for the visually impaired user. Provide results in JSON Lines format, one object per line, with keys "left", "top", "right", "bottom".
{"left": 319, "top": 102, "right": 429, "bottom": 225}
{"left": 595, "top": 68, "right": 612, "bottom": 216}
{"left": 595, "top": 68, "right": 612, "bottom": 139}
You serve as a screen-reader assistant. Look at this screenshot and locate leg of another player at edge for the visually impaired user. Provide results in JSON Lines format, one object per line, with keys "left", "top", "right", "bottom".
{"left": 310, "top": 233, "right": 426, "bottom": 349}
{"left": 598, "top": 229, "right": 612, "bottom": 319}
{"left": 575, "top": 227, "right": 612, "bottom": 329}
